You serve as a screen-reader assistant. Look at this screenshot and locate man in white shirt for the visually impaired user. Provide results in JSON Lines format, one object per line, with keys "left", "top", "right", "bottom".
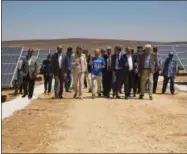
{"left": 120, "top": 46, "right": 136, "bottom": 99}
{"left": 52, "top": 45, "right": 67, "bottom": 99}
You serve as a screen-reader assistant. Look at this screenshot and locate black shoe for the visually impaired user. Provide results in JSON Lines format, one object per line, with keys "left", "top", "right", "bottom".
{"left": 59, "top": 96, "right": 64, "bottom": 99}
{"left": 149, "top": 96, "right": 153, "bottom": 100}
{"left": 28, "top": 95, "right": 32, "bottom": 99}
{"left": 113, "top": 94, "right": 115, "bottom": 98}
{"left": 22, "top": 94, "right": 27, "bottom": 98}
{"left": 73, "top": 94, "right": 77, "bottom": 98}
{"left": 139, "top": 94, "right": 144, "bottom": 99}
{"left": 116, "top": 95, "right": 121, "bottom": 99}
{"left": 98, "top": 93, "right": 101, "bottom": 97}
{"left": 92, "top": 95, "right": 95, "bottom": 99}
{"left": 125, "top": 96, "right": 128, "bottom": 100}
{"left": 133, "top": 93, "right": 136, "bottom": 97}
{"left": 88, "top": 89, "right": 92, "bottom": 93}
{"left": 106, "top": 95, "right": 110, "bottom": 98}
{"left": 171, "top": 92, "right": 175, "bottom": 95}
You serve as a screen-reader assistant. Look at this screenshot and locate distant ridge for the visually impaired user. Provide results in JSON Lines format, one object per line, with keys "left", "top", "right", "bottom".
{"left": 2, "top": 38, "right": 187, "bottom": 50}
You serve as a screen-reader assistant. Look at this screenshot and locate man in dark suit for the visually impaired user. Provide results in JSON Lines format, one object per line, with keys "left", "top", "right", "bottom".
{"left": 102, "top": 46, "right": 113, "bottom": 98}
{"left": 52, "top": 45, "right": 67, "bottom": 99}
{"left": 134, "top": 46, "right": 143, "bottom": 94}
{"left": 120, "top": 47, "right": 136, "bottom": 99}
{"left": 111, "top": 46, "right": 123, "bottom": 98}
{"left": 65, "top": 47, "right": 73, "bottom": 92}
{"left": 21, "top": 48, "right": 39, "bottom": 99}
{"left": 40, "top": 54, "right": 53, "bottom": 94}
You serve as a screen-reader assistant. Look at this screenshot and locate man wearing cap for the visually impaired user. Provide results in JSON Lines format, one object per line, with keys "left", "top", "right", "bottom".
{"left": 162, "top": 52, "right": 177, "bottom": 95}
{"left": 21, "top": 48, "right": 39, "bottom": 99}
{"left": 138, "top": 44, "right": 157, "bottom": 100}
{"left": 153, "top": 46, "right": 162, "bottom": 93}
{"left": 102, "top": 46, "right": 113, "bottom": 98}
{"left": 52, "top": 45, "right": 67, "bottom": 99}
{"left": 65, "top": 47, "right": 73, "bottom": 92}
{"left": 111, "top": 45, "right": 123, "bottom": 98}
{"left": 40, "top": 54, "right": 53, "bottom": 94}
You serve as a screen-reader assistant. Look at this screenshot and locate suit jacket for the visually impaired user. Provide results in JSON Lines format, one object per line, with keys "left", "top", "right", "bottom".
{"left": 21, "top": 55, "right": 39, "bottom": 79}
{"left": 52, "top": 52, "right": 67, "bottom": 76}
{"left": 138, "top": 52, "right": 157, "bottom": 75}
{"left": 111, "top": 54, "right": 123, "bottom": 71}
{"left": 120, "top": 53, "right": 136, "bottom": 73}
{"left": 73, "top": 53, "right": 87, "bottom": 73}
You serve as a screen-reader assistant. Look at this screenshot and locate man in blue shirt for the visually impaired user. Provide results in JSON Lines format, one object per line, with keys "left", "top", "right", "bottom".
{"left": 65, "top": 47, "right": 73, "bottom": 92}
{"left": 91, "top": 48, "right": 105, "bottom": 99}
{"left": 162, "top": 52, "right": 177, "bottom": 95}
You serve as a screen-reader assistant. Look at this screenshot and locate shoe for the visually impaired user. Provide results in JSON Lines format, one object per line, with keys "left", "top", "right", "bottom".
{"left": 59, "top": 96, "right": 64, "bottom": 99}
{"left": 88, "top": 89, "right": 92, "bottom": 93}
{"left": 92, "top": 95, "right": 95, "bottom": 99}
{"left": 171, "top": 92, "right": 175, "bottom": 95}
{"left": 113, "top": 94, "right": 115, "bottom": 98}
{"left": 116, "top": 95, "right": 121, "bottom": 99}
{"left": 22, "top": 94, "right": 27, "bottom": 98}
{"left": 28, "top": 96, "right": 32, "bottom": 99}
{"left": 149, "top": 96, "right": 153, "bottom": 100}
{"left": 125, "top": 96, "right": 128, "bottom": 100}
{"left": 78, "top": 96, "right": 83, "bottom": 99}
{"left": 133, "top": 94, "right": 136, "bottom": 97}
{"left": 52, "top": 96, "right": 58, "bottom": 99}
{"left": 139, "top": 94, "right": 144, "bottom": 99}
{"left": 98, "top": 93, "right": 101, "bottom": 97}
{"left": 73, "top": 94, "right": 77, "bottom": 98}
{"left": 106, "top": 95, "right": 110, "bottom": 98}
{"left": 44, "top": 90, "right": 47, "bottom": 94}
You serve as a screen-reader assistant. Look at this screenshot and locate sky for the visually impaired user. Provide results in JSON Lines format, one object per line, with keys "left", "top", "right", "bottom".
{"left": 2, "top": 1, "right": 187, "bottom": 42}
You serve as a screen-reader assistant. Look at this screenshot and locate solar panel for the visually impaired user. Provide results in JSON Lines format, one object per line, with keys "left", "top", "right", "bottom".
{"left": 2, "top": 47, "right": 23, "bottom": 88}
{"left": 39, "top": 49, "right": 50, "bottom": 55}
{"left": 2, "top": 55, "right": 20, "bottom": 63}
{"left": 49, "top": 49, "right": 56, "bottom": 54}
{"left": 172, "top": 44, "right": 187, "bottom": 72}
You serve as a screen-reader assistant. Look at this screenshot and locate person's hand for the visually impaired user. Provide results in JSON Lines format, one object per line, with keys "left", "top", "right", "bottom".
{"left": 125, "top": 63, "right": 128, "bottom": 67}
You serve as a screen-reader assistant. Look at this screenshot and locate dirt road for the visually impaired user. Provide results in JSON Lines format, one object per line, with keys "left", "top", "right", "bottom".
{"left": 2, "top": 87, "right": 187, "bottom": 153}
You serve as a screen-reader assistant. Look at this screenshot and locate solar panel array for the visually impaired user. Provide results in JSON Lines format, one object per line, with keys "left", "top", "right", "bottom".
{"left": 1, "top": 45, "right": 186, "bottom": 88}
{"left": 2, "top": 47, "right": 23, "bottom": 88}
{"left": 158, "top": 44, "right": 187, "bottom": 72}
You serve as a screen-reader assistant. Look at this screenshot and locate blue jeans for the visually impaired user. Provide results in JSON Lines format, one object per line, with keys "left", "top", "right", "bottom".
{"left": 65, "top": 70, "right": 72, "bottom": 91}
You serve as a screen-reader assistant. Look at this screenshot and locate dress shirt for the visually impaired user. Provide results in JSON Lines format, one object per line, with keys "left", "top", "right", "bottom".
{"left": 107, "top": 55, "right": 111, "bottom": 70}
{"left": 58, "top": 53, "right": 62, "bottom": 69}
{"left": 115, "top": 54, "right": 122, "bottom": 70}
{"left": 28, "top": 58, "right": 31, "bottom": 66}
{"left": 144, "top": 54, "right": 151, "bottom": 69}
{"left": 127, "top": 54, "right": 133, "bottom": 71}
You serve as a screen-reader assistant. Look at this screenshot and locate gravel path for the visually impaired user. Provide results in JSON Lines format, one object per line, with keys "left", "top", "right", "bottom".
{"left": 2, "top": 85, "right": 187, "bottom": 153}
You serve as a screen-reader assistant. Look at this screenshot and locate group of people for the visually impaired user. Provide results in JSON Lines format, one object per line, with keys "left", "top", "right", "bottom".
{"left": 14, "top": 44, "right": 177, "bottom": 100}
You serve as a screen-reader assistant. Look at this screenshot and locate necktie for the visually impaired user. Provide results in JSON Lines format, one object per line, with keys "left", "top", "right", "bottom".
{"left": 107, "top": 56, "right": 111, "bottom": 70}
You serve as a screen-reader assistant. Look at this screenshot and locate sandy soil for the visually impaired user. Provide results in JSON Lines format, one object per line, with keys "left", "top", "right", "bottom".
{"left": 2, "top": 83, "right": 187, "bottom": 153}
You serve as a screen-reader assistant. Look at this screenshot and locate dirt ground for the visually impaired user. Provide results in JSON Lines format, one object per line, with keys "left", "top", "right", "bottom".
{"left": 2, "top": 82, "right": 187, "bottom": 153}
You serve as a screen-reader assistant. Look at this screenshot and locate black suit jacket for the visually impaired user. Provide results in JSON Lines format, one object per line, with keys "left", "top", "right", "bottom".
{"left": 120, "top": 53, "right": 136, "bottom": 73}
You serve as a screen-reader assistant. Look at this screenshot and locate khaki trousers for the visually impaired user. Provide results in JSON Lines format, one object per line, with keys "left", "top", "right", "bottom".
{"left": 140, "top": 70, "right": 153, "bottom": 96}
{"left": 74, "top": 72, "right": 84, "bottom": 97}
{"left": 91, "top": 75, "right": 102, "bottom": 95}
